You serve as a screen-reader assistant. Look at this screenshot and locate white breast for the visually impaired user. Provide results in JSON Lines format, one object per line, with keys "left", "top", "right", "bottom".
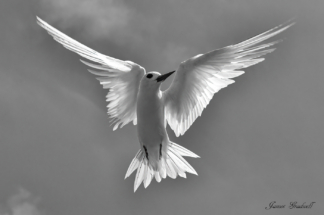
{"left": 136, "top": 89, "right": 166, "bottom": 147}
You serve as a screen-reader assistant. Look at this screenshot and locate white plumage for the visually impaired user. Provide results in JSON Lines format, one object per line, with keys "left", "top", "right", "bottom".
{"left": 37, "top": 17, "right": 294, "bottom": 192}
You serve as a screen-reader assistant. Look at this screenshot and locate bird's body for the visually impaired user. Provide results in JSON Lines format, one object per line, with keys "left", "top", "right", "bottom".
{"left": 134, "top": 71, "right": 198, "bottom": 186}
{"left": 37, "top": 16, "right": 294, "bottom": 192}
{"left": 137, "top": 75, "right": 165, "bottom": 149}
{"left": 136, "top": 75, "right": 167, "bottom": 171}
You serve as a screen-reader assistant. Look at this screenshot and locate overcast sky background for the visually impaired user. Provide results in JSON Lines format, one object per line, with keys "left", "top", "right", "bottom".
{"left": 0, "top": 0, "right": 323, "bottom": 215}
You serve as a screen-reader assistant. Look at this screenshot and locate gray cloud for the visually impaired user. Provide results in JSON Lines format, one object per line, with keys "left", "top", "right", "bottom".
{"left": 38, "top": 0, "right": 132, "bottom": 40}
{"left": 0, "top": 188, "right": 42, "bottom": 215}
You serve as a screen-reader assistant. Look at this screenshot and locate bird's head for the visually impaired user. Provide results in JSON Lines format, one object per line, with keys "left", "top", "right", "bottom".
{"left": 140, "top": 71, "right": 175, "bottom": 91}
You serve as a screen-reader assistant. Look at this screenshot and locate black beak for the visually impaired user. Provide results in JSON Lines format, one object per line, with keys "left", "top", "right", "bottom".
{"left": 156, "top": 71, "right": 175, "bottom": 82}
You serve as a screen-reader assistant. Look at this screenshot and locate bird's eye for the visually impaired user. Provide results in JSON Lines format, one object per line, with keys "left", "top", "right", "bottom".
{"left": 146, "top": 74, "right": 153, "bottom": 79}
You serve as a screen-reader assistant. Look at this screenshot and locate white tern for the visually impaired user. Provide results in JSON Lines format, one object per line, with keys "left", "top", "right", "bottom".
{"left": 37, "top": 17, "right": 294, "bottom": 192}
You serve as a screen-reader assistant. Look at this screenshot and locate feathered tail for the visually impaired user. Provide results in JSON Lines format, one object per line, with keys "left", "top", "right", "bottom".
{"left": 125, "top": 142, "right": 199, "bottom": 192}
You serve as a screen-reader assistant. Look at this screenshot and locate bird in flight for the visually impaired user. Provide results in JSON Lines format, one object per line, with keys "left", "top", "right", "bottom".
{"left": 37, "top": 17, "right": 294, "bottom": 192}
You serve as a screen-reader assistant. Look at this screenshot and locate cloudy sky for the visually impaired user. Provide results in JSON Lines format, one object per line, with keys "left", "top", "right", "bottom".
{"left": 1, "top": 0, "right": 324, "bottom": 214}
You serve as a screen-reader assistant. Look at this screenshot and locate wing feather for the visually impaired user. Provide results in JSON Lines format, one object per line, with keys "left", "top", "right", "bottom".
{"left": 37, "top": 17, "right": 145, "bottom": 130}
{"left": 164, "top": 20, "right": 294, "bottom": 136}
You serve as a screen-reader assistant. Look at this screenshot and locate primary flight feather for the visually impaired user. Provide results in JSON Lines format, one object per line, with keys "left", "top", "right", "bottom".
{"left": 37, "top": 16, "right": 294, "bottom": 192}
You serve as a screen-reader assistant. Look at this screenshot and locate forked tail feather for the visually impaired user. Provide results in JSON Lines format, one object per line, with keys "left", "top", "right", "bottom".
{"left": 125, "top": 142, "right": 199, "bottom": 192}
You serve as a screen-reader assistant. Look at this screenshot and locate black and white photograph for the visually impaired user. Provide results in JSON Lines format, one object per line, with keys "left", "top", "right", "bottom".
{"left": 0, "top": 0, "right": 323, "bottom": 214}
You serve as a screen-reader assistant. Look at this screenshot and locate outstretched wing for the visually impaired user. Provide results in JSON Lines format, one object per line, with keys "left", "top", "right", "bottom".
{"left": 37, "top": 17, "right": 145, "bottom": 130}
{"left": 163, "top": 20, "right": 294, "bottom": 137}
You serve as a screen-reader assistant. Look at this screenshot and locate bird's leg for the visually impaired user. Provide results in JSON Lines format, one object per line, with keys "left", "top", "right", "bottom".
{"left": 143, "top": 145, "right": 149, "bottom": 160}
{"left": 159, "top": 143, "right": 162, "bottom": 160}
